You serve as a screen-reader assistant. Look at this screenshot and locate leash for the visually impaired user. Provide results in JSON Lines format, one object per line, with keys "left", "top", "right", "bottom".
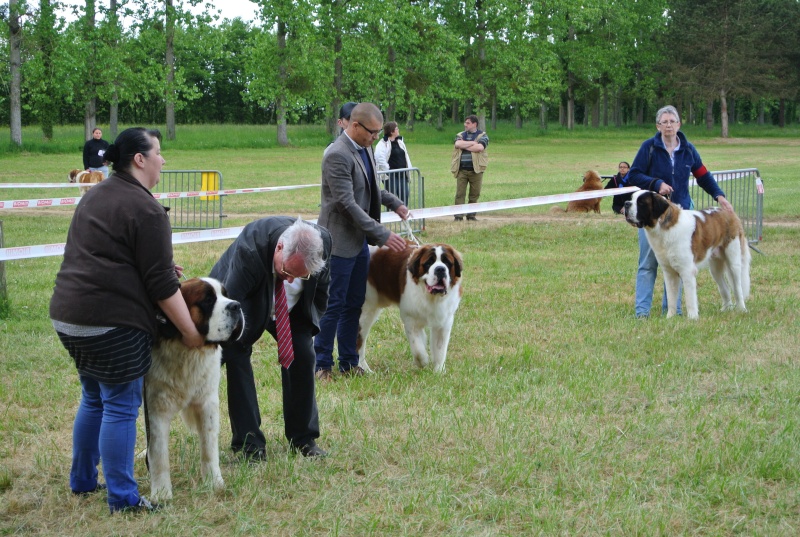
{"left": 402, "top": 218, "right": 422, "bottom": 247}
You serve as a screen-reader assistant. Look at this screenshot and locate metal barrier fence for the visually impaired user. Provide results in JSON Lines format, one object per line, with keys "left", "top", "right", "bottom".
{"left": 605, "top": 168, "right": 764, "bottom": 245}
{"left": 377, "top": 167, "right": 425, "bottom": 235}
{"left": 690, "top": 168, "right": 763, "bottom": 245}
{"left": 153, "top": 170, "right": 224, "bottom": 230}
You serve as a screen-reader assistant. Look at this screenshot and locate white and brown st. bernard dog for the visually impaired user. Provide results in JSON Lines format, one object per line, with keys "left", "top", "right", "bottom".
{"left": 68, "top": 169, "right": 104, "bottom": 195}
{"left": 145, "top": 277, "right": 244, "bottom": 502}
{"left": 357, "top": 243, "right": 463, "bottom": 373}
{"left": 624, "top": 190, "right": 751, "bottom": 320}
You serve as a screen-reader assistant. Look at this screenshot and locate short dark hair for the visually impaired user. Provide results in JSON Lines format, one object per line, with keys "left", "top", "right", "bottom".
{"left": 339, "top": 102, "right": 358, "bottom": 120}
{"left": 465, "top": 115, "right": 479, "bottom": 125}
{"left": 104, "top": 128, "right": 162, "bottom": 173}
{"left": 383, "top": 121, "right": 397, "bottom": 138}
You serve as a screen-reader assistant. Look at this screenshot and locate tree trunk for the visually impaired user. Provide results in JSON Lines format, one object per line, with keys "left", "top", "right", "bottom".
{"left": 490, "top": 93, "right": 496, "bottom": 130}
{"left": 436, "top": 109, "right": 443, "bottom": 130}
{"left": 514, "top": 107, "right": 521, "bottom": 129}
{"left": 165, "top": 0, "right": 176, "bottom": 140}
{"left": 276, "top": 19, "right": 289, "bottom": 147}
{"left": 9, "top": 0, "right": 23, "bottom": 146}
{"left": 705, "top": 99, "right": 714, "bottom": 130}
{"left": 109, "top": 0, "right": 119, "bottom": 138}
{"left": 83, "top": 0, "right": 97, "bottom": 140}
{"left": 757, "top": 100, "right": 765, "bottom": 125}
{"left": 452, "top": 100, "right": 458, "bottom": 123}
{"left": 720, "top": 89, "right": 729, "bottom": 138}
{"left": 328, "top": 30, "right": 343, "bottom": 136}
{"left": 778, "top": 98, "right": 785, "bottom": 128}
{"left": 386, "top": 45, "right": 396, "bottom": 121}
{"left": 406, "top": 104, "right": 415, "bottom": 132}
{"left": 592, "top": 95, "right": 600, "bottom": 128}
{"left": 540, "top": 103, "right": 547, "bottom": 129}
{"left": 566, "top": 72, "right": 575, "bottom": 130}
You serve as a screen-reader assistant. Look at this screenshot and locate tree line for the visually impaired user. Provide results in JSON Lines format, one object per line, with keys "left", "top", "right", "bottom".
{"left": 2, "top": 0, "right": 799, "bottom": 147}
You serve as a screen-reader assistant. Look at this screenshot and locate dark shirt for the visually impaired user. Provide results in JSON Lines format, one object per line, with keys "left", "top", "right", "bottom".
{"left": 83, "top": 138, "right": 110, "bottom": 169}
{"left": 50, "top": 171, "right": 179, "bottom": 335}
{"left": 388, "top": 139, "right": 407, "bottom": 170}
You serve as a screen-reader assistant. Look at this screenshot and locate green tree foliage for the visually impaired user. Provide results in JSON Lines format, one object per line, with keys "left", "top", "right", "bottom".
{"left": 4, "top": 0, "right": 799, "bottom": 141}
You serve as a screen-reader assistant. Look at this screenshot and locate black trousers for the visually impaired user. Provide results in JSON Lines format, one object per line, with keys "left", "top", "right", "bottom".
{"left": 221, "top": 306, "right": 320, "bottom": 453}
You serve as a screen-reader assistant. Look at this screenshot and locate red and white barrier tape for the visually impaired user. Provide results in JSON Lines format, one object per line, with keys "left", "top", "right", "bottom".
{"left": 0, "top": 188, "right": 639, "bottom": 261}
{"left": 0, "top": 183, "right": 79, "bottom": 189}
{"left": 0, "top": 183, "right": 319, "bottom": 209}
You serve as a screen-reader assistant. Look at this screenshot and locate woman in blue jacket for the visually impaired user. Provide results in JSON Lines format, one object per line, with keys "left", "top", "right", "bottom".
{"left": 626, "top": 105, "right": 734, "bottom": 318}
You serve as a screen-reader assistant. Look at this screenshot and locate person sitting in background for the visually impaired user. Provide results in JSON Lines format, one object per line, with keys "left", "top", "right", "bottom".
{"left": 605, "top": 161, "right": 631, "bottom": 214}
{"left": 374, "top": 121, "right": 413, "bottom": 206}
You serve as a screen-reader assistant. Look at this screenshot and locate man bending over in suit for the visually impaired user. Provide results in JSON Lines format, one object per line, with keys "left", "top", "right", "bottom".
{"left": 210, "top": 216, "right": 331, "bottom": 459}
{"left": 315, "top": 102, "right": 410, "bottom": 381}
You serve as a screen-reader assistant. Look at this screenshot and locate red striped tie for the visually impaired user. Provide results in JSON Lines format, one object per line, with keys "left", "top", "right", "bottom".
{"left": 275, "top": 279, "right": 294, "bottom": 368}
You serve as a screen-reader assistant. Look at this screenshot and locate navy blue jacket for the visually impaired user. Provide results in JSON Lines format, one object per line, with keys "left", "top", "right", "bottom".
{"left": 627, "top": 131, "right": 724, "bottom": 210}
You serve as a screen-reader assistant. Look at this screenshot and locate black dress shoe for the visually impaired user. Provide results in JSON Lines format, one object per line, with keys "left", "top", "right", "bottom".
{"left": 72, "top": 483, "right": 107, "bottom": 497}
{"left": 466, "top": 215, "right": 478, "bottom": 221}
{"left": 235, "top": 447, "right": 267, "bottom": 462}
{"left": 292, "top": 442, "right": 328, "bottom": 458}
{"left": 454, "top": 216, "right": 464, "bottom": 221}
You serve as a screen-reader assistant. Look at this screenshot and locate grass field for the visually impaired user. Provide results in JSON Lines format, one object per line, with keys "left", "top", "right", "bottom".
{"left": 1, "top": 125, "right": 799, "bottom": 535}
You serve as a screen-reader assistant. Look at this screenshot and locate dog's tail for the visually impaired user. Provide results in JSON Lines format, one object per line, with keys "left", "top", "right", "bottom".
{"left": 549, "top": 205, "right": 566, "bottom": 213}
{"left": 740, "top": 234, "right": 751, "bottom": 299}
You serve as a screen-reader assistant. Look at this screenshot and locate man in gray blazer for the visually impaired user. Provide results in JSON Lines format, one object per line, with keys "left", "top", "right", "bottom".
{"left": 315, "top": 102, "right": 409, "bottom": 380}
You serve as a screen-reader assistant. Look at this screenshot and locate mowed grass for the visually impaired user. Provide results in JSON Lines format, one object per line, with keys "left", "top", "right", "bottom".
{"left": 1, "top": 126, "right": 799, "bottom": 535}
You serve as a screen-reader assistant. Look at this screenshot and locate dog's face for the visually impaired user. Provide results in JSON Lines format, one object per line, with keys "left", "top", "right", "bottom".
{"left": 623, "top": 190, "right": 672, "bottom": 229}
{"left": 174, "top": 277, "right": 245, "bottom": 343}
{"left": 408, "top": 244, "right": 462, "bottom": 295}
{"left": 68, "top": 170, "right": 81, "bottom": 183}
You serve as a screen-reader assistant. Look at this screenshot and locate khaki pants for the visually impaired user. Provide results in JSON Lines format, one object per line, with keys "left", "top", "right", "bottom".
{"left": 454, "top": 169, "right": 483, "bottom": 217}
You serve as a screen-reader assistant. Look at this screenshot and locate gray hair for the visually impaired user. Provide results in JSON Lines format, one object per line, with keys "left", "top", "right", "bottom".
{"left": 656, "top": 105, "right": 680, "bottom": 124}
{"left": 280, "top": 217, "right": 326, "bottom": 275}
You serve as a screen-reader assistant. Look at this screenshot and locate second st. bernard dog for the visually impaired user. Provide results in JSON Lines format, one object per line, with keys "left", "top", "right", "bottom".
{"left": 145, "top": 277, "right": 244, "bottom": 502}
{"left": 68, "top": 169, "right": 104, "bottom": 195}
{"left": 357, "top": 243, "right": 463, "bottom": 373}
{"left": 624, "top": 190, "right": 751, "bottom": 320}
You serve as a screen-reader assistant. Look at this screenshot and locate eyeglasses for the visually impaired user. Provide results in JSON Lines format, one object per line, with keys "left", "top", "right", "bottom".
{"left": 281, "top": 263, "right": 310, "bottom": 281}
{"left": 356, "top": 122, "right": 382, "bottom": 137}
{"left": 658, "top": 120, "right": 680, "bottom": 126}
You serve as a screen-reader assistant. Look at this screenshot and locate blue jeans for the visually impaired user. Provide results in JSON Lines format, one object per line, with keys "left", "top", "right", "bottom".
{"left": 89, "top": 165, "right": 109, "bottom": 179}
{"left": 314, "top": 240, "right": 370, "bottom": 372}
{"left": 71, "top": 375, "right": 143, "bottom": 512}
{"left": 635, "top": 228, "right": 682, "bottom": 317}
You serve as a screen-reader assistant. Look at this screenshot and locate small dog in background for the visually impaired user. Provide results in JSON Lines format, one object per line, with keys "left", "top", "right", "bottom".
{"left": 550, "top": 170, "right": 604, "bottom": 213}
{"left": 68, "top": 169, "right": 104, "bottom": 195}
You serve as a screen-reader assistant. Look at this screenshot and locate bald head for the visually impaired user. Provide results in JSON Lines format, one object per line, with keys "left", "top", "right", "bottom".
{"left": 345, "top": 102, "right": 384, "bottom": 147}
{"left": 350, "top": 103, "right": 383, "bottom": 126}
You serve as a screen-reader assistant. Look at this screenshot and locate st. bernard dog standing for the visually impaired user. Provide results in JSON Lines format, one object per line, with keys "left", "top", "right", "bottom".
{"left": 624, "top": 190, "right": 751, "bottom": 320}
{"left": 357, "top": 243, "right": 463, "bottom": 373}
{"left": 145, "top": 277, "right": 244, "bottom": 502}
{"left": 68, "top": 169, "right": 104, "bottom": 195}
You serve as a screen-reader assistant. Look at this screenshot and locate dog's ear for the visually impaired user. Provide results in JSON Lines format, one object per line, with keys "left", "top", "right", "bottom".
{"left": 452, "top": 249, "right": 463, "bottom": 278}
{"left": 408, "top": 247, "right": 424, "bottom": 277}
{"left": 651, "top": 192, "right": 672, "bottom": 218}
